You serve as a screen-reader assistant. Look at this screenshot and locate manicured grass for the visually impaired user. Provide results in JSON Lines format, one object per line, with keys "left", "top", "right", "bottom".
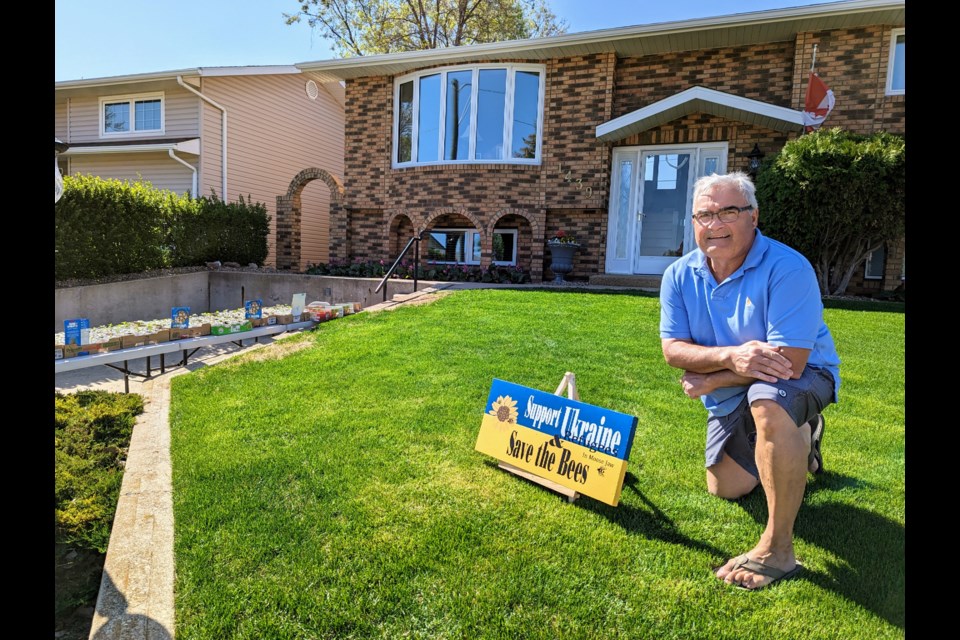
{"left": 170, "top": 290, "right": 904, "bottom": 639}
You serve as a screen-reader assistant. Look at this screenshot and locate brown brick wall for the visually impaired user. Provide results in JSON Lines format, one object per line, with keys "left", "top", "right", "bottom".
{"left": 348, "top": 209, "right": 388, "bottom": 262}
{"left": 793, "top": 26, "right": 905, "bottom": 135}
{"left": 613, "top": 41, "right": 796, "bottom": 117}
{"left": 345, "top": 76, "right": 391, "bottom": 210}
{"left": 542, "top": 209, "right": 607, "bottom": 281}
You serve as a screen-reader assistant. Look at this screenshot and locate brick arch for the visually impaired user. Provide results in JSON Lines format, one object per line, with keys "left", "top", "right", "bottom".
{"left": 485, "top": 208, "right": 544, "bottom": 277}
{"left": 486, "top": 208, "right": 541, "bottom": 239}
{"left": 385, "top": 211, "right": 418, "bottom": 258}
{"left": 275, "top": 168, "right": 345, "bottom": 271}
{"left": 285, "top": 167, "right": 344, "bottom": 202}
{"left": 422, "top": 207, "right": 484, "bottom": 235}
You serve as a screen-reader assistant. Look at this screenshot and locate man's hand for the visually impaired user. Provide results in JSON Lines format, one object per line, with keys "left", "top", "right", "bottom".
{"left": 680, "top": 371, "right": 716, "bottom": 398}
{"left": 728, "top": 340, "right": 793, "bottom": 382}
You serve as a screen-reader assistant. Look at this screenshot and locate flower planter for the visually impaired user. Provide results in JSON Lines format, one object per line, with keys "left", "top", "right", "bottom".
{"left": 546, "top": 242, "right": 581, "bottom": 283}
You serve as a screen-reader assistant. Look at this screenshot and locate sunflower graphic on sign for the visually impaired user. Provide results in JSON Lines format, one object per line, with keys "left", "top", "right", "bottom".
{"left": 488, "top": 395, "right": 518, "bottom": 426}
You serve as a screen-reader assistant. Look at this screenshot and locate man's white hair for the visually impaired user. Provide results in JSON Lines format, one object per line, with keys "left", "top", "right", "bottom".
{"left": 692, "top": 171, "right": 758, "bottom": 210}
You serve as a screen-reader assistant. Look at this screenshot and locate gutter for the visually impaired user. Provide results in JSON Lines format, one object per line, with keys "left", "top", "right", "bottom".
{"left": 167, "top": 149, "right": 198, "bottom": 197}
{"left": 177, "top": 76, "right": 227, "bottom": 199}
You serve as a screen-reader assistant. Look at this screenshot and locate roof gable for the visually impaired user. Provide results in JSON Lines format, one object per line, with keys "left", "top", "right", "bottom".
{"left": 596, "top": 87, "right": 804, "bottom": 141}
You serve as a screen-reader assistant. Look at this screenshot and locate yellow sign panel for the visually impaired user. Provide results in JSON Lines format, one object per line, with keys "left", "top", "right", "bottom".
{"left": 475, "top": 379, "right": 637, "bottom": 506}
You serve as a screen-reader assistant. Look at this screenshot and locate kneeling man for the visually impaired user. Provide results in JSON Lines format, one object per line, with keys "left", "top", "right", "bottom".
{"left": 659, "top": 171, "right": 840, "bottom": 590}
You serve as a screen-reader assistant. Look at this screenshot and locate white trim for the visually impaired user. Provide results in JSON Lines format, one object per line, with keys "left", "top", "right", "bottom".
{"left": 423, "top": 227, "right": 518, "bottom": 265}
{"left": 605, "top": 142, "right": 728, "bottom": 275}
{"left": 99, "top": 92, "right": 165, "bottom": 138}
{"left": 865, "top": 246, "right": 885, "bottom": 279}
{"left": 490, "top": 229, "right": 519, "bottom": 266}
{"left": 596, "top": 86, "right": 804, "bottom": 142}
{"left": 296, "top": 1, "right": 904, "bottom": 80}
{"left": 56, "top": 66, "right": 302, "bottom": 88}
{"left": 392, "top": 63, "right": 545, "bottom": 168}
{"left": 62, "top": 138, "right": 200, "bottom": 156}
{"left": 885, "top": 28, "right": 905, "bottom": 96}
{"left": 197, "top": 66, "right": 300, "bottom": 77}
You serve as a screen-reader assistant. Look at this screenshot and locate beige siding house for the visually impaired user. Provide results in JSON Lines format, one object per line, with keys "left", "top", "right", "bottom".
{"left": 55, "top": 66, "right": 345, "bottom": 268}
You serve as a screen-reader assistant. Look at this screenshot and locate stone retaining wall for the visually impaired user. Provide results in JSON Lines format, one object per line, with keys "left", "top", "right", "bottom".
{"left": 55, "top": 272, "right": 420, "bottom": 332}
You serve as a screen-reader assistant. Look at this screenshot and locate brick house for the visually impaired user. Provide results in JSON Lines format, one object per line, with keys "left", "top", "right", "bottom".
{"left": 293, "top": 0, "right": 904, "bottom": 293}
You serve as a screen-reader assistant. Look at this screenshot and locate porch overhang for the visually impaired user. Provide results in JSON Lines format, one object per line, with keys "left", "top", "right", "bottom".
{"left": 595, "top": 86, "right": 804, "bottom": 142}
{"left": 61, "top": 137, "right": 200, "bottom": 156}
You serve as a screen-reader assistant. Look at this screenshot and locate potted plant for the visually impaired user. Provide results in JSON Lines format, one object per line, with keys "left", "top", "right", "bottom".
{"left": 545, "top": 230, "right": 580, "bottom": 283}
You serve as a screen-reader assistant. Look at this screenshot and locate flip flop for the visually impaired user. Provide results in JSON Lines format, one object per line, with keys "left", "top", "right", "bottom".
{"left": 808, "top": 413, "right": 824, "bottom": 475}
{"left": 725, "top": 554, "right": 803, "bottom": 591}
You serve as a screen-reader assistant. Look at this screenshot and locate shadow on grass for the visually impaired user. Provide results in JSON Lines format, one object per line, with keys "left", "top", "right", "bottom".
{"left": 821, "top": 298, "right": 905, "bottom": 313}
{"left": 733, "top": 470, "right": 904, "bottom": 629}
{"left": 579, "top": 472, "right": 727, "bottom": 559}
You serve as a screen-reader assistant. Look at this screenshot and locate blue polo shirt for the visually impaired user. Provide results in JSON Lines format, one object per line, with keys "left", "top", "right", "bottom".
{"left": 659, "top": 229, "right": 840, "bottom": 417}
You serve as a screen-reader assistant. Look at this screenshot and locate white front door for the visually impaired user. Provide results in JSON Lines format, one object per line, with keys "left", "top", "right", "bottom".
{"left": 605, "top": 143, "right": 727, "bottom": 275}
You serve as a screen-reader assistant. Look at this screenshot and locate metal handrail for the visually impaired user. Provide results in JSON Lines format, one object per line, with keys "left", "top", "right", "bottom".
{"left": 374, "top": 234, "right": 422, "bottom": 301}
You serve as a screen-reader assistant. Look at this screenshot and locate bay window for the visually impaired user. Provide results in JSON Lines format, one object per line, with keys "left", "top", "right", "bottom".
{"left": 394, "top": 64, "right": 544, "bottom": 166}
{"left": 886, "top": 28, "right": 904, "bottom": 95}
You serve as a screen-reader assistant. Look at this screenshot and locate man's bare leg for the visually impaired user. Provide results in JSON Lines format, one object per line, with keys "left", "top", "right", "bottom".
{"left": 715, "top": 400, "right": 811, "bottom": 589}
{"left": 707, "top": 452, "right": 758, "bottom": 500}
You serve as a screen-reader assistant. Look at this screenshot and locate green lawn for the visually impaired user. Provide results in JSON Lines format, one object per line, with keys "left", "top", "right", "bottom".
{"left": 169, "top": 289, "right": 904, "bottom": 639}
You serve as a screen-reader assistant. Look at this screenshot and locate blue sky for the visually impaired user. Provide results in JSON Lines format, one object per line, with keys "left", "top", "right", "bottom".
{"left": 55, "top": 0, "right": 838, "bottom": 81}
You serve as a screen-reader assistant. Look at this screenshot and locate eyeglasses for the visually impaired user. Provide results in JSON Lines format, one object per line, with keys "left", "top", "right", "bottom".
{"left": 692, "top": 205, "right": 754, "bottom": 226}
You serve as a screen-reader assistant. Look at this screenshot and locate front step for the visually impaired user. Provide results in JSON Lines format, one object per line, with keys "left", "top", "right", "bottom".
{"left": 588, "top": 274, "right": 662, "bottom": 290}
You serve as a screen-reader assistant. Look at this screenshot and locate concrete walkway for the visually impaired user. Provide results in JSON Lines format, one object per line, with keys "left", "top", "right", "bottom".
{"left": 56, "top": 281, "right": 652, "bottom": 639}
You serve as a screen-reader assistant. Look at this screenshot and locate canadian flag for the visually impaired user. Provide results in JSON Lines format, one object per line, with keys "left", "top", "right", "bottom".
{"left": 802, "top": 72, "right": 835, "bottom": 132}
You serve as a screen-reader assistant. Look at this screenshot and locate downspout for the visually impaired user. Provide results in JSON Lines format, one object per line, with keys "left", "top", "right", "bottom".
{"left": 177, "top": 75, "right": 227, "bottom": 199}
{"left": 167, "top": 149, "right": 198, "bottom": 197}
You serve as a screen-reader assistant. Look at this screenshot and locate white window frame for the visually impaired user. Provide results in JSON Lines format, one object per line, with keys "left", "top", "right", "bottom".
{"left": 424, "top": 227, "right": 518, "bottom": 265}
{"left": 885, "top": 28, "right": 905, "bottom": 96}
{"left": 489, "top": 228, "right": 519, "bottom": 266}
{"left": 865, "top": 246, "right": 886, "bottom": 280}
{"left": 392, "top": 63, "right": 545, "bottom": 168}
{"left": 99, "top": 92, "right": 165, "bottom": 138}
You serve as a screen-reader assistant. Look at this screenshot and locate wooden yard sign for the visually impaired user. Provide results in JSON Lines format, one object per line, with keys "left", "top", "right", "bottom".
{"left": 475, "top": 374, "right": 638, "bottom": 506}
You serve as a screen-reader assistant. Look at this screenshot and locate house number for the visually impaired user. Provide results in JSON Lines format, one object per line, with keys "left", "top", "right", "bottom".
{"left": 558, "top": 163, "right": 593, "bottom": 197}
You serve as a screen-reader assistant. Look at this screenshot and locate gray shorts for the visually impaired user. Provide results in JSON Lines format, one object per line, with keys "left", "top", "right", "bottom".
{"left": 705, "top": 366, "right": 836, "bottom": 479}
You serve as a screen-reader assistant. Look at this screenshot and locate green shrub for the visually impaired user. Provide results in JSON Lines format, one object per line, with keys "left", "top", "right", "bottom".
{"left": 756, "top": 128, "right": 905, "bottom": 295}
{"left": 55, "top": 177, "right": 272, "bottom": 280}
{"left": 55, "top": 391, "right": 144, "bottom": 553}
{"left": 169, "top": 192, "right": 270, "bottom": 267}
{"left": 55, "top": 175, "right": 176, "bottom": 280}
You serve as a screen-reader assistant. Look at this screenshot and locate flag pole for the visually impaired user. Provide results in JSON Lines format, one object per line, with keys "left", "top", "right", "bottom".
{"left": 810, "top": 44, "right": 818, "bottom": 73}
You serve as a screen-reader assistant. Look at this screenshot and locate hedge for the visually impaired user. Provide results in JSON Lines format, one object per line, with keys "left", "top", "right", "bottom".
{"left": 168, "top": 192, "right": 270, "bottom": 267}
{"left": 55, "top": 175, "right": 175, "bottom": 280}
{"left": 55, "top": 176, "right": 271, "bottom": 281}
{"left": 55, "top": 390, "right": 145, "bottom": 553}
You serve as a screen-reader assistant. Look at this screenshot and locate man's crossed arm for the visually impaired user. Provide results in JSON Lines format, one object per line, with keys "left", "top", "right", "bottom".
{"left": 661, "top": 338, "right": 810, "bottom": 399}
